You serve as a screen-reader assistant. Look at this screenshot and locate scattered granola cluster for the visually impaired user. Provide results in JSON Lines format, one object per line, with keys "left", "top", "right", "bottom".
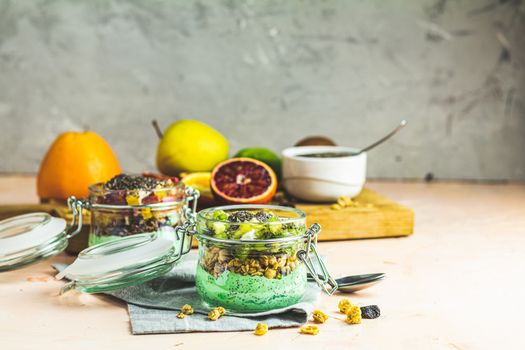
{"left": 338, "top": 298, "right": 353, "bottom": 314}
{"left": 208, "top": 307, "right": 226, "bottom": 321}
{"left": 346, "top": 305, "right": 362, "bottom": 325}
{"left": 174, "top": 304, "right": 227, "bottom": 322}
{"left": 300, "top": 325, "right": 319, "bottom": 335}
{"left": 201, "top": 245, "right": 300, "bottom": 279}
{"left": 177, "top": 297, "right": 378, "bottom": 336}
{"left": 254, "top": 323, "right": 268, "bottom": 336}
{"left": 249, "top": 299, "right": 380, "bottom": 336}
{"left": 177, "top": 304, "right": 194, "bottom": 319}
{"left": 338, "top": 298, "right": 362, "bottom": 324}
{"left": 181, "top": 296, "right": 379, "bottom": 336}
{"left": 295, "top": 299, "right": 380, "bottom": 335}
{"left": 312, "top": 310, "right": 328, "bottom": 324}
{"left": 181, "top": 304, "right": 194, "bottom": 315}
{"left": 330, "top": 195, "right": 374, "bottom": 210}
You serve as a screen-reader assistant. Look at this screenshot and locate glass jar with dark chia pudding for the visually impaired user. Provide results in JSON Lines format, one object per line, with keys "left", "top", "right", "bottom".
{"left": 193, "top": 205, "right": 337, "bottom": 313}
{"left": 71, "top": 173, "right": 199, "bottom": 249}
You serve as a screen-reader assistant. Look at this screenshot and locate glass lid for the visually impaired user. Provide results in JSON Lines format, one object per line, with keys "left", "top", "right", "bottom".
{"left": 0, "top": 213, "right": 68, "bottom": 272}
{"left": 56, "top": 232, "right": 182, "bottom": 294}
{"left": 0, "top": 187, "right": 197, "bottom": 292}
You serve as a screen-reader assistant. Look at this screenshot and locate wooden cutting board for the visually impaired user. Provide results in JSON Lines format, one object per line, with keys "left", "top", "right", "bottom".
{"left": 296, "top": 188, "right": 414, "bottom": 240}
{"left": 0, "top": 188, "right": 413, "bottom": 254}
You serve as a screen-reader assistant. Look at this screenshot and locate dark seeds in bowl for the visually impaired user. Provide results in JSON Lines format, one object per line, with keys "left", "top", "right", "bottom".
{"left": 297, "top": 152, "right": 355, "bottom": 158}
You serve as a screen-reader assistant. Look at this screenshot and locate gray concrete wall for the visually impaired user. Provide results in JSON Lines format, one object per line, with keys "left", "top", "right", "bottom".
{"left": 0, "top": 0, "right": 524, "bottom": 180}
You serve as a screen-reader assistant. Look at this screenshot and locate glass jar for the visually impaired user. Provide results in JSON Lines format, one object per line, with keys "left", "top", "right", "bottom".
{"left": 0, "top": 213, "right": 69, "bottom": 271}
{"left": 1, "top": 188, "right": 199, "bottom": 293}
{"left": 192, "top": 205, "right": 337, "bottom": 313}
{"left": 86, "top": 180, "right": 190, "bottom": 247}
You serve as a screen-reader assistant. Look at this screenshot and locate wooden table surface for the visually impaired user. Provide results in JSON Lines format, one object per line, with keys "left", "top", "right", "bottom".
{"left": 1, "top": 175, "right": 524, "bottom": 350}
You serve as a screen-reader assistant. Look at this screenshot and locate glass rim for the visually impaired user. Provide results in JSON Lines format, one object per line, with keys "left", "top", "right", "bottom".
{"left": 0, "top": 224, "right": 68, "bottom": 271}
{"left": 0, "top": 212, "right": 52, "bottom": 239}
{"left": 87, "top": 175, "right": 188, "bottom": 208}
{"left": 196, "top": 204, "right": 308, "bottom": 245}
{"left": 88, "top": 200, "right": 189, "bottom": 210}
{"left": 282, "top": 146, "right": 364, "bottom": 160}
{"left": 196, "top": 204, "right": 306, "bottom": 225}
{"left": 58, "top": 232, "right": 183, "bottom": 292}
{"left": 88, "top": 176, "right": 186, "bottom": 196}
{"left": 195, "top": 232, "right": 308, "bottom": 245}
{"left": 78, "top": 232, "right": 157, "bottom": 258}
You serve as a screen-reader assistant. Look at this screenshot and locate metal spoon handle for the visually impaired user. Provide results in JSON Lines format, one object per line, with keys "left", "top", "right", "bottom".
{"left": 358, "top": 119, "right": 407, "bottom": 155}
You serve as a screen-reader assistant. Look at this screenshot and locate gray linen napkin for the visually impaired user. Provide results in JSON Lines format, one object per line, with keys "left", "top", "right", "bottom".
{"left": 54, "top": 252, "right": 320, "bottom": 334}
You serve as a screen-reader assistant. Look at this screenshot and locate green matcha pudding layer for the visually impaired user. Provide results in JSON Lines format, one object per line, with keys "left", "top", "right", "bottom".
{"left": 196, "top": 263, "right": 307, "bottom": 312}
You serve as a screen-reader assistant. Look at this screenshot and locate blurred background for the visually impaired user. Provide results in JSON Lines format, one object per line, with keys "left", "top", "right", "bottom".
{"left": 0, "top": 0, "right": 523, "bottom": 180}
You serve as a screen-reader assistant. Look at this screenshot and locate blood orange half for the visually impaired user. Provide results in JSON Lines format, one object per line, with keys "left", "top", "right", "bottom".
{"left": 211, "top": 158, "right": 277, "bottom": 204}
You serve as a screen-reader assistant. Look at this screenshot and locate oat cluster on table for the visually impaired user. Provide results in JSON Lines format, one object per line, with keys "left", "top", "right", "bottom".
{"left": 254, "top": 323, "right": 268, "bottom": 336}
{"left": 177, "top": 304, "right": 194, "bottom": 319}
{"left": 301, "top": 298, "right": 372, "bottom": 335}
{"left": 300, "top": 325, "right": 319, "bottom": 335}
{"left": 345, "top": 305, "right": 362, "bottom": 324}
{"left": 338, "top": 298, "right": 353, "bottom": 314}
{"left": 249, "top": 298, "right": 378, "bottom": 336}
{"left": 312, "top": 310, "right": 328, "bottom": 324}
{"left": 338, "top": 298, "right": 362, "bottom": 324}
{"left": 330, "top": 195, "right": 374, "bottom": 210}
{"left": 182, "top": 304, "right": 194, "bottom": 315}
{"left": 200, "top": 298, "right": 379, "bottom": 335}
{"left": 208, "top": 306, "right": 225, "bottom": 321}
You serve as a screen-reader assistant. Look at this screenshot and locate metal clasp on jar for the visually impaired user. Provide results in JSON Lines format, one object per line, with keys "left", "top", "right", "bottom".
{"left": 297, "top": 223, "right": 339, "bottom": 295}
{"left": 171, "top": 186, "right": 200, "bottom": 260}
{"left": 66, "top": 196, "right": 90, "bottom": 239}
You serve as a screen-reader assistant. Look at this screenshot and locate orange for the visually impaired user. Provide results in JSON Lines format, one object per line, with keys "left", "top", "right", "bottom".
{"left": 37, "top": 131, "right": 121, "bottom": 200}
{"left": 211, "top": 158, "right": 277, "bottom": 204}
{"left": 181, "top": 172, "right": 215, "bottom": 206}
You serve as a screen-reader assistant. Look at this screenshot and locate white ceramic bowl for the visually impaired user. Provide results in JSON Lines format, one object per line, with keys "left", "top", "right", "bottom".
{"left": 282, "top": 146, "right": 367, "bottom": 202}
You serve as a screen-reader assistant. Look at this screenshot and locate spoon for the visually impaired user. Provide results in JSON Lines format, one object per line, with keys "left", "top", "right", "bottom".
{"left": 357, "top": 120, "right": 407, "bottom": 155}
{"left": 308, "top": 272, "right": 385, "bottom": 293}
{"left": 298, "top": 120, "right": 407, "bottom": 157}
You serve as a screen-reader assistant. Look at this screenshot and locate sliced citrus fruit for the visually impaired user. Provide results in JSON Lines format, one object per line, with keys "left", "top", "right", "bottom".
{"left": 181, "top": 172, "right": 214, "bottom": 206}
{"left": 233, "top": 147, "right": 282, "bottom": 179}
{"left": 211, "top": 158, "right": 277, "bottom": 204}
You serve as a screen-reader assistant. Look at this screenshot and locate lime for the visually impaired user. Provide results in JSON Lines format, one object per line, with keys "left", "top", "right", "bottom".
{"left": 233, "top": 147, "right": 282, "bottom": 179}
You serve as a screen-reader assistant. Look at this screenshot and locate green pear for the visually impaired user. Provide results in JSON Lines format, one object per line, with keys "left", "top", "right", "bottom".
{"left": 156, "top": 120, "right": 229, "bottom": 175}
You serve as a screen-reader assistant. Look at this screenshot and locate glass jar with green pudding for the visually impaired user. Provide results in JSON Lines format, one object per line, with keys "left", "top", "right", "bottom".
{"left": 193, "top": 205, "right": 337, "bottom": 313}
